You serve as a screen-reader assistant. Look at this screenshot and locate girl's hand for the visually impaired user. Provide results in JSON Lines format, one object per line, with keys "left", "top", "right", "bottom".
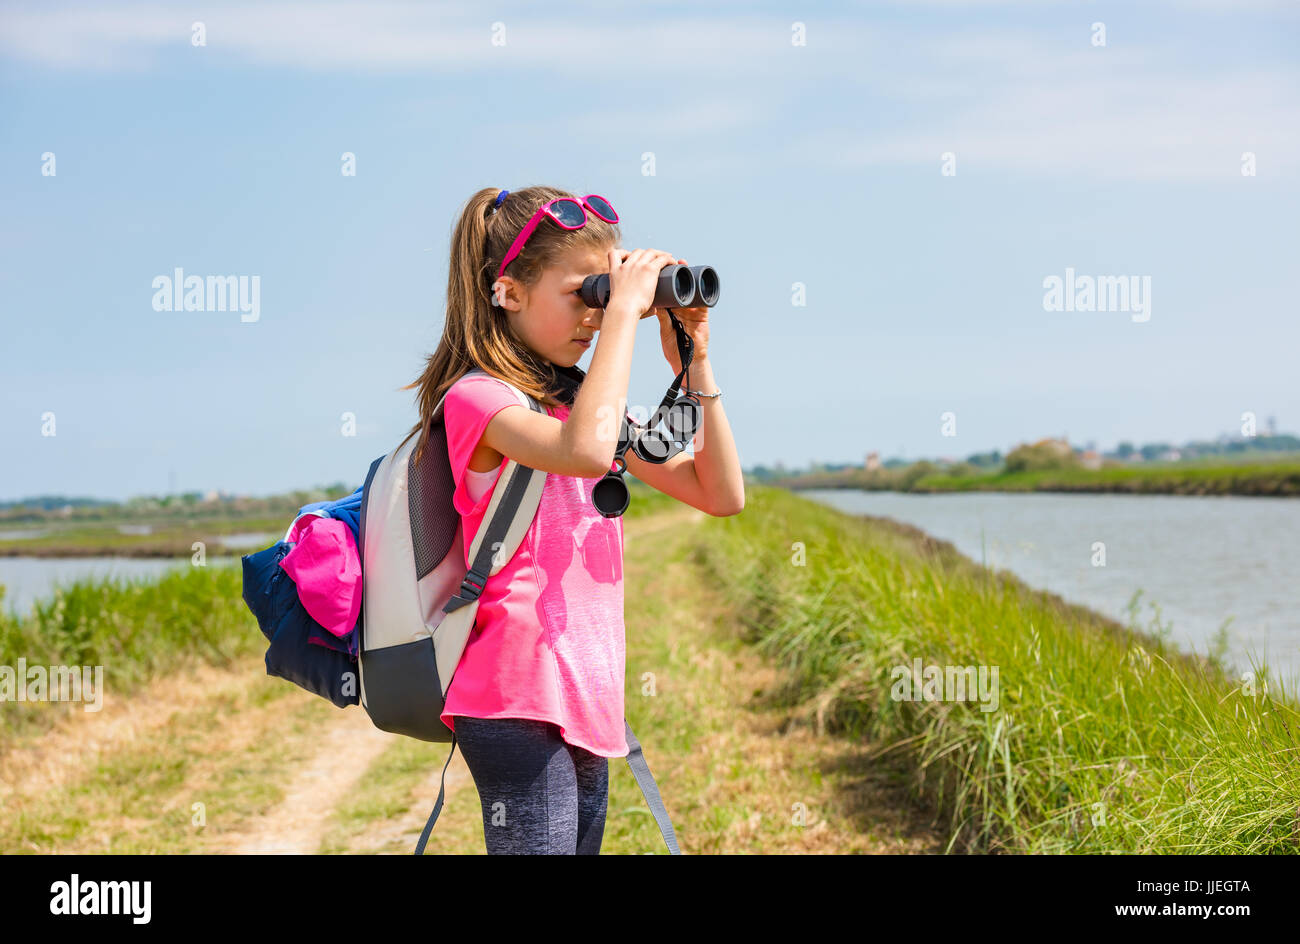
{"left": 649, "top": 257, "right": 710, "bottom": 373}
{"left": 607, "top": 247, "right": 680, "bottom": 319}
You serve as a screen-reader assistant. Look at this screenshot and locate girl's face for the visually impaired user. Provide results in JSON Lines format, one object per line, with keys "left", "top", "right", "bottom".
{"left": 503, "top": 244, "right": 611, "bottom": 368}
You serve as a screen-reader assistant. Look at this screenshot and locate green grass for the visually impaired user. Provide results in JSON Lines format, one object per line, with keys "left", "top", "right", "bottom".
{"left": 786, "top": 458, "right": 1300, "bottom": 497}
{"left": 689, "top": 485, "right": 1300, "bottom": 853}
{"left": 911, "top": 460, "right": 1300, "bottom": 496}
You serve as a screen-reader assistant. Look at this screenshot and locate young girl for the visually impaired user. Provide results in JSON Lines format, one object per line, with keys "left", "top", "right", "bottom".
{"left": 398, "top": 185, "right": 744, "bottom": 854}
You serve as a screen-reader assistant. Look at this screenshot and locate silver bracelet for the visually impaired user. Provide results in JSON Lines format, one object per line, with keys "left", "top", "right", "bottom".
{"left": 685, "top": 387, "right": 722, "bottom": 399}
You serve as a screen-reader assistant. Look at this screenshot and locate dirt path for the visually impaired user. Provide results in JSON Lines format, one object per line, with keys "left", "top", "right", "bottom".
{"left": 217, "top": 707, "right": 394, "bottom": 854}
{"left": 365, "top": 750, "right": 475, "bottom": 853}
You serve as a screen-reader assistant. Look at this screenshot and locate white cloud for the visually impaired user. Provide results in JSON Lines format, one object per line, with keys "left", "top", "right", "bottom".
{"left": 3, "top": 2, "right": 1296, "bottom": 180}
{"left": 0, "top": 1, "right": 792, "bottom": 74}
{"left": 812, "top": 71, "right": 1300, "bottom": 179}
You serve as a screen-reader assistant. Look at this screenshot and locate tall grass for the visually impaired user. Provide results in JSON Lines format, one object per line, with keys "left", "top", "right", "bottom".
{"left": 0, "top": 562, "right": 260, "bottom": 746}
{"left": 692, "top": 486, "right": 1300, "bottom": 853}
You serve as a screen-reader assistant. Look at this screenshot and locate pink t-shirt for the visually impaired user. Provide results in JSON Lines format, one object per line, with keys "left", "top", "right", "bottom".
{"left": 438, "top": 372, "right": 628, "bottom": 758}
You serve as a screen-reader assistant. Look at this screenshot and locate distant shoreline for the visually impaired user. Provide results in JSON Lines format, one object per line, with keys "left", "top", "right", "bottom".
{"left": 763, "top": 459, "right": 1300, "bottom": 498}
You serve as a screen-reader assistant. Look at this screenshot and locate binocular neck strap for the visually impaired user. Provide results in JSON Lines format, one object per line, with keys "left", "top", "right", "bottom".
{"left": 651, "top": 309, "right": 694, "bottom": 421}
{"left": 614, "top": 309, "right": 696, "bottom": 463}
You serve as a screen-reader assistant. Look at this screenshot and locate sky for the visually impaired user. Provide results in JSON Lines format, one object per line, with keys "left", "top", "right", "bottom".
{"left": 2, "top": 0, "right": 1298, "bottom": 502}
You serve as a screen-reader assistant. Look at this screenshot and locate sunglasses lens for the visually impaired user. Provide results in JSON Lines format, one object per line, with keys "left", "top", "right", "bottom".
{"left": 585, "top": 195, "right": 617, "bottom": 223}
{"left": 549, "top": 199, "right": 586, "bottom": 228}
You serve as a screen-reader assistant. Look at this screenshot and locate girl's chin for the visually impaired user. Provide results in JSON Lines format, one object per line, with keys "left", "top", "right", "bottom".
{"left": 542, "top": 354, "right": 581, "bottom": 368}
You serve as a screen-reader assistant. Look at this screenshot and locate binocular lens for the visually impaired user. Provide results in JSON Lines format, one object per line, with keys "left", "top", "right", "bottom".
{"left": 692, "top": 266, "right": 720, "bottom": 307}
{"left": 670, "top": 266, "right": 694, "bottom": 307}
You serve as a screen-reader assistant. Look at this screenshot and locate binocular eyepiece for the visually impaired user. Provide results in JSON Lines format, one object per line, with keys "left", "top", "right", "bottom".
{"left": 580, "top": 264, "right": 721, "bottom": 311}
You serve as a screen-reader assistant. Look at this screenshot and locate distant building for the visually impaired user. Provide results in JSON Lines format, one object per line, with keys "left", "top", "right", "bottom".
{"left": 1159, "top": 449, "right": 1182, "bottom": 462}
{"left": 1080, "top": 450, "right": 1102, "bottom": 470}
{"left": 865, "top": 451, "right": 881, "bottom": 471}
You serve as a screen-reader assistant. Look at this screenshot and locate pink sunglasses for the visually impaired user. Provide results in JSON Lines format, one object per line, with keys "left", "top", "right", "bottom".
{"left": 497, "top": 194, "right": 619, "bottom": 280}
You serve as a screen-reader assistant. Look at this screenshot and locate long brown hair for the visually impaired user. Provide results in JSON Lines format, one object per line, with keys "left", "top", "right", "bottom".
{"left": 398, "top": 186, "right": 621, "bottom": 465}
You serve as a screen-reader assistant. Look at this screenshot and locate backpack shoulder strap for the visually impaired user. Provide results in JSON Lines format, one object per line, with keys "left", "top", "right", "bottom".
{"left": 624, "top": 719, "right": 681, "bottom": 854}
{"left": 441, "top": 369, "right": 548, "bottom": 615}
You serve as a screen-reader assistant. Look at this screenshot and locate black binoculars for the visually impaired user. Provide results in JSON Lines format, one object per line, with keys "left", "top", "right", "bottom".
{"left": 580, "top": 264, "right": 721, "bottom": 311}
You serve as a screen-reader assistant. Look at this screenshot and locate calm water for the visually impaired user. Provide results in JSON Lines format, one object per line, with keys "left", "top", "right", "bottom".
{"left": 803, "top": 489, "right": 1300, "bottom": 685}
{"left": 0, "top": 529, "right": 51, "bottom": 541}
{"left": 0, "top": 556, "right": 241, "bottom": 619}
{"left": 217, "top": 532, "right": 277, "bottom": 549}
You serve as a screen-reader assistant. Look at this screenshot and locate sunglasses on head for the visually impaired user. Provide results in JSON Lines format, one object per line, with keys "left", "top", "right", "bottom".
{"left": 497, "top": 194, "right": 619, "bottom": 280}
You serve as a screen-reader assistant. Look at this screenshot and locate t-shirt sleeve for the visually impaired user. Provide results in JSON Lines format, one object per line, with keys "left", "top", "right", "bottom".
{"left": 443, "top": 375, "right": 527, "bottom": 516}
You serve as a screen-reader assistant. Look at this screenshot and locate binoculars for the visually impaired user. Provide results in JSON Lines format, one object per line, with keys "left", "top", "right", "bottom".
{"left": 580, "top": 264, "right": 721, "bottom": 311}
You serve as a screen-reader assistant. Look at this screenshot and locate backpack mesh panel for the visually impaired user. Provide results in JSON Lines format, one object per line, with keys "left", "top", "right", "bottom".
{"left": 408, "top": 417, "right": 458, "bottom": 580}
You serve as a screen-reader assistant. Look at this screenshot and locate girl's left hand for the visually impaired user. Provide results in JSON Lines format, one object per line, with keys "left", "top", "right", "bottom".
{"left": 649, "top": 257, "right": 710, "bottom": 375}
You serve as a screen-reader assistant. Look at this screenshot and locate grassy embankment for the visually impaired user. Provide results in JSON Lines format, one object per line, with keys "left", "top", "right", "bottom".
{"left": 689, "top": 485, "right": 1300, "bottom": 852}
{"left": 781, "top": 456, "right": 1300, "bottom": 497}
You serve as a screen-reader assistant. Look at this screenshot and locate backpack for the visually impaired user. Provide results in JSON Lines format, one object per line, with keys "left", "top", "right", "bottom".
{"left": 242, "top": 367, "right": 680, "bottom": 855}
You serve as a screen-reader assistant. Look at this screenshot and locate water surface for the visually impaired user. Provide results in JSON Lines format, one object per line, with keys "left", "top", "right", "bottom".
{"left": 803, "top": 489, "right": 1300, "bottom": 686}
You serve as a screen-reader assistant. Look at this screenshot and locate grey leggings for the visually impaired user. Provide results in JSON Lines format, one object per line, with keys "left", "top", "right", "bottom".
{"left": 453, "top": 716, "right": 610, "bottom": 855}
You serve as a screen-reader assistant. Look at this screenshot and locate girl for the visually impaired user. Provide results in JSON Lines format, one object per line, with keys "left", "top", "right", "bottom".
{"left": 398, "top": 185, "right": 744, "bottom": 855}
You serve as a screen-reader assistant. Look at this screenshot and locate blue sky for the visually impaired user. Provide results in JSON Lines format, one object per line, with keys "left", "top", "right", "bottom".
{"left": 2, "top": 0, "right": 1297, "bottom": 502}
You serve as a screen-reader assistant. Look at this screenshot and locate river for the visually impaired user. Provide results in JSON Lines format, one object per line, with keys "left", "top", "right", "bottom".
{"left": 802, "top": 489, "right": 1300, "bottom": 687}
{"left": 0, "top": 556, "right": 242, "bottom": 619}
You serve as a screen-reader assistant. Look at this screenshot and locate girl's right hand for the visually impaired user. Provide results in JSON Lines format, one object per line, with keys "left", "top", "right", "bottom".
{"left": 607, "top": 248, "right": 679, "bottom": 319}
